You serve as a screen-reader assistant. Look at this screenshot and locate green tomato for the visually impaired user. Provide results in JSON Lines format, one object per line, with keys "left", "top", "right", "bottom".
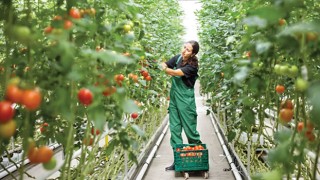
{"left": 42, "top": 157, "right": 57, "bottom": 170}
{"left": 295, "top": 78, "right": 309, "bottom": 92}
{"left": 279, "top": 65, "right": 289, "bottom": 75}
{"left": 274, "top": 64, "right": 281, "bottom": 74}
{"left": 288, "top": 65, "right": 299, "bottom": 77}
{"left": 123, "top": 24, "right": 131, "bottom": 33}
{"left": 12, "top": 26, "right": 31, "bottom": 42}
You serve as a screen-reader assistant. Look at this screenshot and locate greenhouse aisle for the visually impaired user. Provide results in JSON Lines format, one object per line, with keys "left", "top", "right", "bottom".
{"left": 142, "top": 1, "right": 235, "bottom": 179}
{"left": 142, "top": 81, "right": 236, "bottom": 180}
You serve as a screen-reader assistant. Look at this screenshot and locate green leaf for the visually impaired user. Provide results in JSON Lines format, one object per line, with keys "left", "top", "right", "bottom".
{"left": 278, "top": 22, "right": 320, "bottom": 37}
{"left": 243, "top": 16, "right": 267, "bottom": 28}
{"left": 242, "top": 109, "right": 255, "bottom": 126}
{"left": 87, "top": 107, "right": 106, "bottom": 131}
{"left": 81, "top": 49, "right": 132, "bottom": 64}
{"left": 249, "top": 6, "right": 285, "bottom": 24}
{"left": 227, "top": 131, "right": 236, "bottom": 142}
{"left": 139, "top": 79, "right": 147, "bottom": 86}
{"left": 130, "top": 124, "right": 145, "bottom": 137}
{"left": 105, "top": 139, "right": 119, "bottom": 156}
{"left": 233, "top": 66, "right": 249, "bottom": 84}
{"left": 274, "top": 129, "right": 292, "bottom": 143}
{"left": 122, "top": 99, "right": 140, "bottom": 113}
{"left": 308, "top": 81, "right": 320, "bottom": 125}
{"left": 148, "top": 90, "right": 158, "bottom": 95}
{"left": 128, "top": 150, "right": 138, "bottom": 164}
{"left": 255, "top": 41, "right": 272, "bottom": 55}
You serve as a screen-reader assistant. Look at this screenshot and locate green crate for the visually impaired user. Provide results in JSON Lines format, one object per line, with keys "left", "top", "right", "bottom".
{"left": 174, "top": 144, "right": 209, "bottom": 172}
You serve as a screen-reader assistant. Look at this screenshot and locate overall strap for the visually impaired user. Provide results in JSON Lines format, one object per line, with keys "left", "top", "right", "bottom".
{"left": 175, "top": 55, "right": 182, "bottom": 66}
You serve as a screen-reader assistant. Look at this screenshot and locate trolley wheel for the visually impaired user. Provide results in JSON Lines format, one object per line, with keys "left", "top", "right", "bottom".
{"left": 203, "top": 171, "right": 209, "bottom": 179}
{"left": 184, "top": 172, "right": 189, "bottom": 179}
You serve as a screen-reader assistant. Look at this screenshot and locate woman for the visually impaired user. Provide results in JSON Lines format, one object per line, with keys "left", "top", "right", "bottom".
{"left": 161, "top": 40, "right": 202, "bottom": 171}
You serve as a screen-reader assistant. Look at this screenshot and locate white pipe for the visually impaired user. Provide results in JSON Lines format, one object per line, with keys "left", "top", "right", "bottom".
{"left": 135, "top": 122, "right": 169, "bottom": 180}
{"left": 209, "top": 112, "right": 245, "bottom": 180}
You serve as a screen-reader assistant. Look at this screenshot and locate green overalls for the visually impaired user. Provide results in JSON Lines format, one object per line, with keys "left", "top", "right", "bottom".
{"left": 169, "top": 55, "right": 201, "bottom": 149}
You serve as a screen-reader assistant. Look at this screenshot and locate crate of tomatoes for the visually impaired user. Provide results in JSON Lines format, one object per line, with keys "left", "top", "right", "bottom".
{"left": 174, "top": 144, "right": 209, "bottom": 172}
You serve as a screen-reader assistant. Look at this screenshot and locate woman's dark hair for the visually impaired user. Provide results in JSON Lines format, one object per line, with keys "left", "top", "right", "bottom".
{"left": 188, "top": 40, "right": 200, "bottom": 55}
{"left": 183, "top": 40, "right": 199, "bottom": 67}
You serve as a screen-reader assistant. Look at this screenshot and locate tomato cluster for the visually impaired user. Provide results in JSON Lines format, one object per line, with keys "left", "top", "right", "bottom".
{"left": 0, "top": 80, "right": 42, "bottom": 139}
{"left": 28, "top": 145, "right": 54, "bottom": 164}
{"left": 297, "top": 121, "right": 315, "bottom": 142}
{"left": 274, "top": 64, "right": 299, "bottom": 78}
{"left": 140, "top": 70, "right": 152, "bottom": 81}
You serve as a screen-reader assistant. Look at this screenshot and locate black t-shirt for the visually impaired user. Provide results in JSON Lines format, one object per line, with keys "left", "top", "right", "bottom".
{"left": 165, "top": 54, "right": 198, "bottom": 88}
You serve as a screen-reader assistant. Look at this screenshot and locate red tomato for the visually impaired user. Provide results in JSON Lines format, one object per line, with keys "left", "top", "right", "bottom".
{"left": 28, "top": 147, "right": 40, "bottom": 163}
{"left": 40, "top": 122, "right": 49, "bottom": 133}
{"left": 145, "top": 75, "right": 152, "bottom": 81}
{"left": 305, "top": 131, "right": 315, "bottom": 142}
{"left": 275, "top": 85, "right": 285, "bottom": 94}
{"left": 44, "top": 26, "right": 54, "bottom": 34}
{"left": 53, "top": 15, "right": 62, "bottom": 21}
{"left": 114, "top": 74, "right": 125, "bottom": 82}
{"left": 131, "top": 74, "right": 139, "bottom": 83}
{"left": 6, "top": 84, "right": 23, "bottom": 103}
{"left": 64, "top": 20, "right": 73, "bottom": 30}
{"left": 131, "top": 112, "right": 139, "bottom": 119}
{"left": 21, "top": 89, "right": 42, "bottom": 111}
{"left": 141, "top": 71, "right": 149, "bottom": 78}
{"left": 280, "top": 99, "right": 294, "bottom": 110}
{"left": 78, "top": 88, "right": 93, "bottom": 106}
{"left": 297, "top": 122, "right": 304, "bottom": 132}
{"left": 83, "top": 137, "right": 94, "bottom": 146}
{"left": 69, "top": 8, "right": 81, "bottom": 19}
{"left": 279, "top": 108, "right": 293, "bottom": 123}
{"left": 0, "top": 101, "right": 15, "bottom": 123}
{"left": 103, "top": 86, "right": 117, "bottom": 96}
{"left": 37, "top": 146, "right": 54, "bottom": 163}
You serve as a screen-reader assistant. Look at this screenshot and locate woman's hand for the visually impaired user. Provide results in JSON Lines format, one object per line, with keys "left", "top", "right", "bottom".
{"left": 161, "top": 62, "right": 167, "bottom": 71}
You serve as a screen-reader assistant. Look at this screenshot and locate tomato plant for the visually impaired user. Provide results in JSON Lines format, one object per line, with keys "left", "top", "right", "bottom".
{"left": 198, "top": 0, "right": 320, "bottom": 178}
{"left": 0, "top": 0, "right": 183, "bottom": 179}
